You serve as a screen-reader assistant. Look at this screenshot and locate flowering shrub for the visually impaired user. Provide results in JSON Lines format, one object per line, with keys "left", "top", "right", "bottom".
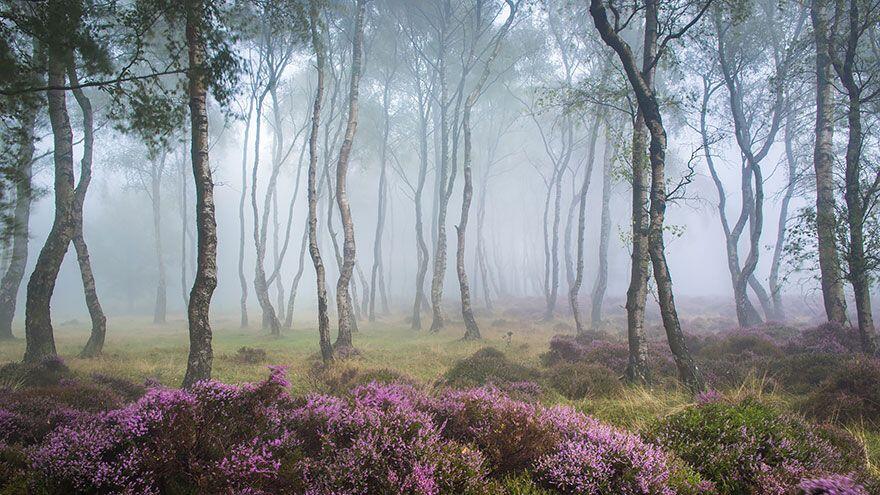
{"left": 798, "top": 474, "right": 868, "bottom": 495}
{"left": 788, "top": 323, "right": 864, "bottom": 355}
{"left": 650, "top": 399, "right": 848, "bottom": 494}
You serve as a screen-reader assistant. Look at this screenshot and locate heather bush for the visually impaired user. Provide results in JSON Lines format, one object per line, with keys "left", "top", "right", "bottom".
{"left": 0, "top": 356, "right": 69, "bottom": 388}
{"left": 788, "top": 322, "right": 864, "bottom": 355}
{"left": 29, "top": 367, "right": 296, "bottom": 494}
{"left": 767, "top": 353, "right": 843, "bottom": 394}
{"left": 232, "top": 346, "right": 268, "bottom": 364}
{"left": 430, "top": 386, "right": 555, "bottom": 474}
{"left": 307, "top": 362, "right": 414, "bottom": 395}
{"left": 798, "top": 474, "right": 868, "bottom": 495}
{"left": 697, "top": 332, "right": 782, "bottom": 361}
{"left": 444, "top": 347, "right": 541, "bottom": 389}
{"left": 285, "top": 382, "right": 491, "bottom": 495}
{"left": 650, "top": 399, "right": 850, "bottom": 494}
{"left": 800, "top": 358, "right": 880, "bottom": 426}
{"left": 90, "top": 373, "right": 147, "bottom": 401}
{"left": 545, "top": 361, "right": 621, "bottom": 400}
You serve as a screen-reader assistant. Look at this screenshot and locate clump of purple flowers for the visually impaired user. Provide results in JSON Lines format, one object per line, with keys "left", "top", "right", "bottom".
{"left": 798, "top": 474, "right": 868, "bottom": 495}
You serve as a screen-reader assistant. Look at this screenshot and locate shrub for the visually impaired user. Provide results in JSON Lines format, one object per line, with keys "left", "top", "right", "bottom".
{"left": 430, "top": 387, "right": 556, "bottom": 475}
{"left": 545, "top": 362, "right": 621, "bottom": 400}
{"left": 697, "top": 332, "right": 782, "bottom": 361}
{"left": 307, "top": 363, "right": 413, "bottom": 396}
{"left": 800, "top": 358, "right": 880, "bottom": 426}
{"left": 788, "top": 323, "right": 864, "bottom": 355}
{"left": 0, "top": 356, "right": 69, "bottom": 388}
{"left": 286, "top": 383, "right": 490, "bottom": 495}
{"left": 650, "top": 399, "right": 849, "bottom": 494}
{"left": 767, "top": 353, "right": 843, "bottom": 394}
{"left": 797, "top": 474, "right": 867, "bottom": 495}
{"left": 232, "top": 346, "right": 268, "bottom": 364}
{"left": 30, "top": 367, "right": 296, "bottom": 494}
{"left": 90, "top": 373, "right": 147, "bottom": 402}
{"left": 444, "top": 348, "right": 541, "bottom": 389}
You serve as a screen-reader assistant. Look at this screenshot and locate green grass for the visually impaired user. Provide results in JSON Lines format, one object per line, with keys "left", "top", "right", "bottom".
{"left": 0, "top": 313, "right": 550, "bottom": 393}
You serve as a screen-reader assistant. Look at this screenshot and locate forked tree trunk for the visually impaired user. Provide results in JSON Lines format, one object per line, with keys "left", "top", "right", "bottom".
{"left": 182, "top": 0, "right": 217, "bottom": 388}
{"left": 307, "top": 0, "right": 333, "bottom": 365}
{"left": 250, "top": 89, "right": 281, "bottom": 336}
{"left": 591, "top": 0, "right": 704, "bottom": 392}
{"left": 68, "top": 66, "right": 107, "bottom": 358}
{"left": 833, "top": 0, "right": 876, "bottom": 354}
{"left": 811, "top": 0, "right": 848, "bottom": 325}
{"left": 333, "top": 0, "right": 366, "bottom": 353}
{"left": 570, "top": 114, "right": 601, "bottom": 337}
{"left": 590, "top": 134, "right": 613, "bottom": 330}
{"left": 411, "top": 98, "right": 430, "bottom": 330}
{"left": 0, "top": 94, "right": 36, "bottom": 340}
{"left": 23, "top": 53, "right": 74, "bottom": 363}
{"left": 370, "top": 61, "right": 395, "bottom": 322}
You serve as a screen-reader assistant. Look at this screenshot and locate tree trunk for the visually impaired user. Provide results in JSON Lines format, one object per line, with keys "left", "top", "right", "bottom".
{"left": 590, "top": 133, "right": 613, "bottom": 330}
{"left": 591, "top": 0, "right": 704, "bottom": 392}
{"left": 571, "top": 114, "right": 602, "bottom": 337}
{"left": 23, "top": 52, "right": 74, "bottom": 363}
{"left": 411, "top": 98, "right": 430, "bottom": 330}
{"left": 833, "top": 0, "right": 876, "bottom": 354}
{"left": 545, "top": 158, "right": 564, "bottom": 321}
{"left": 624, "top": 114, "right": 651, "bottom": 384}
{"left": 370, "top": 65, "right": 394, "bottom": 322}
{"left": 430, "top": 59, "right": 450, "bottom": 332}
{"left": 0, "top": 92, "right": 36, "bottom": 340}
{"left": 151, "top": 154, "right": 167, "bottom": 325}
{"left": 237, "top": 95, "right": 253, "bottom": 328}
{"left": 333, "top": 0, "right": 366, "bottom": 354}
{"left": 307, "top": 0, "right": 333, "bottom": 365}
{"left": 284, "top": 219, "right": 309, "bottom": 329}
{"left": 182, "top": 0, "right": 217, "bottom": 388}
{"left": 769, "top": 112, "right": 798, "bottom": 321}
{"left": 811, "top": 0, "right": 848, "bottom": 325}
{"left": 250, "top": 89, "right": 281, "bottom": 336}
{"left": 68, "top": 66, "right": 106, "bottom": 358}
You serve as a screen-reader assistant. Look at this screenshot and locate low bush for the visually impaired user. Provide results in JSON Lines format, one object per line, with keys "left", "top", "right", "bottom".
{"left": 544, "top": 362, "right": 621, "bottom": 400}
{"left": 444, "top": 348, "right": 541, "bottom": 389}
{"left": 787, "top": 322, "right": 864, "bottom": 355}
{"left": 308, "top": 363, "right": 414, "bottom": 395}
{"left": 797, "top": 474, "right": 868, "bottom": 494}
{"left": 0, "top": 356, "right": 69, "bottom": 388}
{"left": 800, "top": 357, "right": 880, "bottom": 426}
{"left": 232, "top": 346, "right": 268, "bottom": 364}
{"left": 650, "top": 399, "right": 854, "bottom": 494}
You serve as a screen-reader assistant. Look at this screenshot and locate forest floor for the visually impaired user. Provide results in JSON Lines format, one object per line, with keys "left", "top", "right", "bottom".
{"left": 2, "top": 310, "right": 879, "bottom": 473}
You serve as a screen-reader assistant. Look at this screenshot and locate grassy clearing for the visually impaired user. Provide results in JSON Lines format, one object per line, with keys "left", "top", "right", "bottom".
{"left": 0, "top": 313, "right": 548, "bottom": 392}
